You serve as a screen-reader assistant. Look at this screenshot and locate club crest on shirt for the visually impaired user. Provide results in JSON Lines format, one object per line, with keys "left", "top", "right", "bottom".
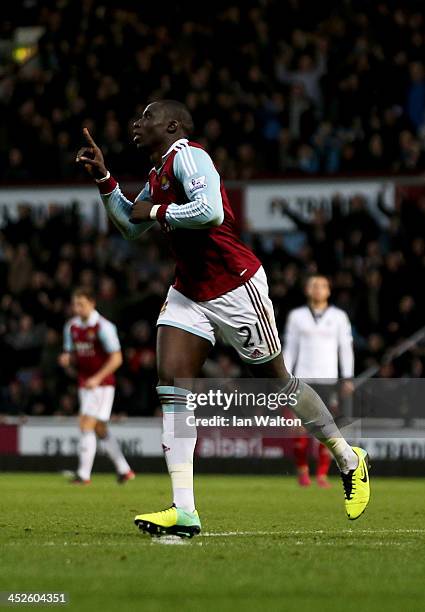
{"left": 160, "top": 174, "right": 170, "bottom": 190}
{"left": 87, "top": 329, "right": 96, "bottom": 340}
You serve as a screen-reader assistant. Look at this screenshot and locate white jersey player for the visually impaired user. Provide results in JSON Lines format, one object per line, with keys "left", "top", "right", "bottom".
{"left": 284, "top": 275, "right": 354, "bottom": 488}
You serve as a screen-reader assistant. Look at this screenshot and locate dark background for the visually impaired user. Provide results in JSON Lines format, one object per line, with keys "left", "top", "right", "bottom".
{"left": 0, "top": 0, "right": 424, "bottom": 418}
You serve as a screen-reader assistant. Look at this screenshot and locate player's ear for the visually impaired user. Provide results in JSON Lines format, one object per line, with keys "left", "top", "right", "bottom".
{"left": 167, "top": 120, "right": 178, "bottom": 134}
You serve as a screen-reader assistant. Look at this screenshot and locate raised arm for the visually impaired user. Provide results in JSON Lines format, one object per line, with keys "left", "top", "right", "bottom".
{"left": 282, "top": 205, "right": 310, "bottom": 232}
{"left": 376, "top": 189, "right": 394, "bottom": 218}
{"left": 76, "top": 128, "right": 154, "bottom": 240}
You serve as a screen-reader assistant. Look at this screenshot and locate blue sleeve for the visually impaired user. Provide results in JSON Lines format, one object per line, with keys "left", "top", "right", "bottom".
{"left": 165, "top": 147, "right": 224, "bottom": 229}
{"left": 63, "top": 322, "right": 73, "bottom": 352}
{"left": 101, "top": 182, "right": 155, "bottom": 240}
{"left": 98, "top": 320, "right": 121, "bottom": 353}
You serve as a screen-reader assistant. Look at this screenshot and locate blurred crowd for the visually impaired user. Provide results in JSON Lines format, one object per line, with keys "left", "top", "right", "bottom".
{"left": 0, "top": 187, "right": 424, "bottom": 417}
{"left": 1, "top": 0, "right": 425, "bottom": 181}
{"left": 0, "top": 0, "right": 424, "bottom": 417}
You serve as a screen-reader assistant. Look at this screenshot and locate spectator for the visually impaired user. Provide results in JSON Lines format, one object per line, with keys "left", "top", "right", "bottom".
{"left": 0, "top": 195, "right": 423, "bottom": 415}
{"left": 1, "top": 2, "right": 425, "bottom": 180}
{"left": 406, "top": 61, "right": 425, "bottom": 130}
{"left": 5, "top": 314, "right": 45, "bottom": 368}
{"left": 0, "top": 2, "right": 424, "bottom": 416}
{"left": 276, "top": 45, "right": 327, "bottom": 108}
{"left": 25, "top": 376, "right": 52, "bottom": 416}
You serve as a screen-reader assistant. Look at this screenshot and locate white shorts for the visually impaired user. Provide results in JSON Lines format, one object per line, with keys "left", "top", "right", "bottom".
{"left": 78, "top": 386, "right": 115, "bottom": 422}
{"left": 157, "top": 267, "right": 281, "bottom": 364}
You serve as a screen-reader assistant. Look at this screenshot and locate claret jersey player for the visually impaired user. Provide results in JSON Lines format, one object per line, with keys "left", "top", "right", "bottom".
{"left": 60, "top": 289, "right": 135, "bottom": 484}
{"left": 99, "top": 138, "right": 281, "bottom": 363}
{"left": 76, "top": 100, "right": 371, "bottom": 537}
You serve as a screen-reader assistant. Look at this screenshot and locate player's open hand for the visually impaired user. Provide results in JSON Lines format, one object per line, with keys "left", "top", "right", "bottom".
{"left": 76, "top": 128, "right": 108, "bottom": 179}
{"left": 130, "top": 200, "right": 153, "bottom": 224}
{"left": 84, "top": 375, "right": 101, "bottom": 389}
{"left": 340, "top": 380, "right": 355, "bottom": 398}
{"left": 58, "top": 352, "right": 71, "bottom": 368}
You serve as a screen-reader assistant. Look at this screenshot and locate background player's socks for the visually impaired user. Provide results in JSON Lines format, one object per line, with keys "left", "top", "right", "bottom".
{"left": 78, "top": 430, "right": 97, "bottom": 481}
{"left": 293, "top": 435, "right": 309, "bottom": 471}
{"left": 293, "top": 435, "right": 311, "bottom": 486}
{"left": 158, "top": 386, "right": 196, "bottom": 513}
{"left": 317, "top": 443, "right": 332, "bottom": 477}
{"left": 283, "top": 378, "right": 358, "bottom": 474}
{"left": 100, "top": 432, "right": 131, "bottom": 475}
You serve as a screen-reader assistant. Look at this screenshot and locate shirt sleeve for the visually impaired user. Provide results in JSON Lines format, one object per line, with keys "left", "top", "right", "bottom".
{"left": 63, "top": 322, "right": 73, "bottom": 352}
{"left": 283, "top": 311, "right": 299, "bottom": 375}
{"left": 98, "top": 320, "right": 121, "bottom": 354}
{"left": 163, "top": 146, "right": 224, "bottom": 229}
{"left": 337, "top": 312, "right": 354, "bottom": 378}
{"left": 100, "top": 182, "right": 155, "bottom": 240}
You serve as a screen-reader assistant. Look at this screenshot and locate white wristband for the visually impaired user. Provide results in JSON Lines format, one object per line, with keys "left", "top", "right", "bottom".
{"left": 149, "top": 205, "right": 160, "bottom": 220}
{"left": 95, "top": 170, "right": 111, "bottom": 183}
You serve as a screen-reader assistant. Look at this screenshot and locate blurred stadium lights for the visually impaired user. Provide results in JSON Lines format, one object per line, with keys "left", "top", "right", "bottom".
{"left": 12, "top": 26, "right": 43, "bottom": 65}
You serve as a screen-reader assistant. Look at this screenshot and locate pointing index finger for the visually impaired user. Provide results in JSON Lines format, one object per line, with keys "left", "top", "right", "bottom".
{"left": 83, "top": 127, "right": 97, "bottom": 147}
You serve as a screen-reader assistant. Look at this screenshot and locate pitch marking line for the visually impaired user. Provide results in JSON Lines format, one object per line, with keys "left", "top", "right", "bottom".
{"left": 201, "top": 529, "right": 425, "bottom": 537}
{"left": 3, "top": 528, "right": 424, "bottom": 548}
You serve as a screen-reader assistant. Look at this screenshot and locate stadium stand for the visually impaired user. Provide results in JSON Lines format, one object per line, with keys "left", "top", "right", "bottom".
{"left": 0, "top": 190, "right": 424, "bottom": 416}
{"left": 0, "top": 1, "right": 424, "bottom": 416}
{"left": 0, "top": 1, "right": 425, "bottom": 181}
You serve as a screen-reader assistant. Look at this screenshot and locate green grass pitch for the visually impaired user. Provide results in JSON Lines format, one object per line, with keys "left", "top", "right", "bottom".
{"left": 1, "top": 473, "right": 424, "bottom": 612}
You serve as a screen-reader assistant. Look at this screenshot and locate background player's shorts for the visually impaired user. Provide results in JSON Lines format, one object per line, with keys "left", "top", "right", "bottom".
{"left": 78, "top": 386, "right": 115, "bottom": 421}
{"left": 157, "top": 266, "right": 281, "bottom": 364}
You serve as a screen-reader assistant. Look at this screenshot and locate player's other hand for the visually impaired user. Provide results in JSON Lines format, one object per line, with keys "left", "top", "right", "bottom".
{"left": 76, "top": 128, "right": 108, "bottom": 180}
{"left": 84, "top": 376, "right": 101, "bottom": 389}
{"left": 130, "top": 200, "right": 153, "bottom": 224}
{"left": 58, "top": 352, "right": 71, "bottom": 368}
{"left": 340, "top": 380, "right": 355, "bottom": 398}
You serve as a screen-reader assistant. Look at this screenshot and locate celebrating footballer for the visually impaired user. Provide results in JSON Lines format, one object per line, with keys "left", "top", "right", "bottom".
{"left": 76, "top": 100, "right": 371, "bottom": 538}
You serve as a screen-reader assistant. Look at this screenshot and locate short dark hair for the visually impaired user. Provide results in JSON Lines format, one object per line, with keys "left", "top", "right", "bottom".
{"left": 72, "top": 287, "right": 96, "bottom": 302}
{"left": 304, "top": 274, "right": 331, "bottom": 288}
{"left": 157, "top": 99, "right": 194, "bottom": 135}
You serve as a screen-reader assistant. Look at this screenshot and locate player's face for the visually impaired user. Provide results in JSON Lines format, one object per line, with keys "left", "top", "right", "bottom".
{"left": 306, "top": 277, "right": 330, "bottom": 303}
{"left": 132, "top": 103, "right": 167, "bottom": 149}
{"left": 72, "top": 296, "right": 95, "bottom": 320}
